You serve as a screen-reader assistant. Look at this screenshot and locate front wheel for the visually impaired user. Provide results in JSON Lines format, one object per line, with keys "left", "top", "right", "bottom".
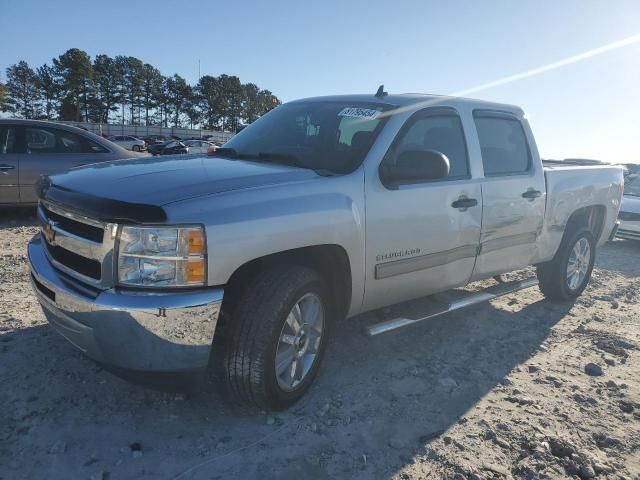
{"left": 132, "top": 145, "right": 140, "bottom": 152}
{"left": 537, "top": 227, "right": 595, "bottom": 302}
{"left": 221, "top": 265, "right": 331, "bottom": 410}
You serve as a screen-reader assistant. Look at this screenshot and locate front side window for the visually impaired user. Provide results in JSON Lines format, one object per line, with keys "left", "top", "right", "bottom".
{"left": 382, "top": 111, "right": 469, "bottom": 179}
{"left": 221, "top": 101, "right": 391, "bottom": 174}
{"left": 25, "top": 127, "right": 108, "bottom": 154}
{"left": 474, "top": 112, "right": 531, "bottom": 176}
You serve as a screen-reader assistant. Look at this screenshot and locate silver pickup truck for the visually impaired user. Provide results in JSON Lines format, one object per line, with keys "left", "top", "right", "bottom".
{"left": 28, "top": 93, "right": 624, "bottom": 409}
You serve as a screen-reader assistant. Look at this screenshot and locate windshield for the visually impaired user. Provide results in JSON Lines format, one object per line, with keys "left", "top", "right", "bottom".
{"left": 220, "top": 101, "right": 391, "bottom": 174}
{"left": 625, "top": 174, "right": 640, "bottom": 196}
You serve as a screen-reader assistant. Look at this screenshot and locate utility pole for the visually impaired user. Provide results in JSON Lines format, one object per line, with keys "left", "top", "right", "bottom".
{"left": 198, "top": 59, "right": 201, "bottom": 138}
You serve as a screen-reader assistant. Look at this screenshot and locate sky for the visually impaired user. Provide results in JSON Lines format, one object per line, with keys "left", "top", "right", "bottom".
{"left": 1, "top": 0, "right": 639, "bottom": 162}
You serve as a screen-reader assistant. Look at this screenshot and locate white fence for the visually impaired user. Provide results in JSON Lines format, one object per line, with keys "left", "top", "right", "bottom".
{"left": 53, "top": 121, "right": 234, "bottom": 143}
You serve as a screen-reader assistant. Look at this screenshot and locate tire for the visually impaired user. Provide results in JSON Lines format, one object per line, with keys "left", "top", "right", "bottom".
{"left": 222, "top": 265, "right": 331, "bottom": 410}
{"left": 536, "top": 226, "right": 596, "bottom": 302}
{"left": 132, "top": 145, "right": 140, "bottom": 152}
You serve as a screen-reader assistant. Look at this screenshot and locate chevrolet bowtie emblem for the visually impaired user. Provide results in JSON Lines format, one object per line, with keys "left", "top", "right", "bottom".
{"left": 42, "top": 219, "right": 58, "bottom": 245}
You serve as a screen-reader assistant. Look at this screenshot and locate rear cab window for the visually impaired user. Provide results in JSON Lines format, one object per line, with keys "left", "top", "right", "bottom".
{"left": 473, "top": 111, "right": 531, "bottom": 176}
{"left": 0, "top": 126, "right": 21, "bottom": 154}
{"left": 25, "top": 127, "right": 108, "bottom": 154}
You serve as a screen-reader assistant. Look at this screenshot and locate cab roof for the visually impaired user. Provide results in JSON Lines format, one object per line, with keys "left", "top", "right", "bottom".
{"left": 290, "top": 93, "right": 525, "bottom": 117}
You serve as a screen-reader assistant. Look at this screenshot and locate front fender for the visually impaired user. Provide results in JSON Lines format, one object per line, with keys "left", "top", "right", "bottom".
{"left": 164, "top": 171, "right": 366, "bottom": 315}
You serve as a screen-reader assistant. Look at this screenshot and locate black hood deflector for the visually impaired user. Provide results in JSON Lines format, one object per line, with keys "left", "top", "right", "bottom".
{"left": 38, "top": 176, "right": 167, "bottom": 223}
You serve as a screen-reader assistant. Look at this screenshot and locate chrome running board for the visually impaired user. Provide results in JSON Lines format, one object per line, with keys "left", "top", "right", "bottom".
{"left": 365, "top": 277, "right": 539, "bottom": 336}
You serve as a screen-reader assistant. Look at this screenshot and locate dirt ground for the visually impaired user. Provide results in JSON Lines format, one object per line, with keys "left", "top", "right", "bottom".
{"left": 0, "top": 209, "right": 638, "bottom": 480}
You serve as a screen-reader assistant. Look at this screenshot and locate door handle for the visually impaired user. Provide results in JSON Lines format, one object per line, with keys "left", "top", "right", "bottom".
{"left": 451, "top": 197, "right": 478, "bottom": 209}
{"left": 522, "top": 189, "right": 542, "bottom": 199}
{"left": 0, "top": 164, "right": 16, "bottom": 174}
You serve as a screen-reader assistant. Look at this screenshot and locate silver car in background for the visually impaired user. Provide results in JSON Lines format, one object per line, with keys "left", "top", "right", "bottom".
{"left": 617, "top": 174, "right": 640, "bottom": 240}
{"left": 183, "top": 139, "right": 216, "bottom": 154}
{"left": 0, "top": 119, "right": 133, "bottom": 205}
{"left": 107, "top": 135, "right": 146, "bottom": 152}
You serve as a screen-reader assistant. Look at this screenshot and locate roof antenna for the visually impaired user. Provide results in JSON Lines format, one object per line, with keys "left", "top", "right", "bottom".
{"left": 375, "top": 84, "right": 387, "bottom": 98}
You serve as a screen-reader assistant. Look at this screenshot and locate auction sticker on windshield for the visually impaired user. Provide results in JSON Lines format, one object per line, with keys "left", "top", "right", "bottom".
{"left": 338, "top": 107, "right": 381, "bottom": 119}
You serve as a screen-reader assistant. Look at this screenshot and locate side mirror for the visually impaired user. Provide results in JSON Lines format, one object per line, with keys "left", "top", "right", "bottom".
{"left": 380, "top": 149, "right": 450, "bottom": 186}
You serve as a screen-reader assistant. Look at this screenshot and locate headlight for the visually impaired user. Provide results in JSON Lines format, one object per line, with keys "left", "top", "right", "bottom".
{"left": 117, "top": 226, "right": 206, "bottom": 287}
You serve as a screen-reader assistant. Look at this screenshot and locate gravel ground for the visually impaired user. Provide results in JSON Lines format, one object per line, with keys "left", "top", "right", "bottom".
{"left": 0, "top": 208, "right": 638, "bottom": 480}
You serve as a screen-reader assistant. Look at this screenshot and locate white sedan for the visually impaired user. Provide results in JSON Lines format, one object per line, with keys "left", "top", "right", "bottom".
{"left": 108, "top": 135, "right": 146, "bottom": 152}
{"left": 617, "top": 174, "right": 640, "bottom": 240}
{"left": 183, "top": 140, "right": 216, "bottom": 155}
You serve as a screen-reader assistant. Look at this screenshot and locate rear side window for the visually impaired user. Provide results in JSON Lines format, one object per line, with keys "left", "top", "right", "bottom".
{"left": 386, "top": 111, "right": 469, "bottom": 179}
{"left": 474, "top": 112, "right": 531, "bottom": 176}
{"left": 26, "top": 127, "right": 108, "bottom": 154}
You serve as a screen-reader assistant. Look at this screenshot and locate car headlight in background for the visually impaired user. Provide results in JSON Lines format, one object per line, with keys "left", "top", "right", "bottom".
{"left": 117, "top": 226, "right": 206, "bottom": 287}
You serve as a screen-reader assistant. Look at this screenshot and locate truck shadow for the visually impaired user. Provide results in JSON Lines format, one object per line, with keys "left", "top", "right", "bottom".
{"left": 2, "top": 289, "right": 570, "bottom": 479}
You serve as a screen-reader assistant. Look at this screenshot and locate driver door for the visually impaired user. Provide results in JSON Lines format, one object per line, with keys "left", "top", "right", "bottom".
{"left": 363, "top": 108, "right": 483, "bottom": 311}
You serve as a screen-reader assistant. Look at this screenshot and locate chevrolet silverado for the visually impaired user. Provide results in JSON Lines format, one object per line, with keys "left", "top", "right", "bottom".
{"left": 28, "top": 92, "right": 624, "bottom": 409}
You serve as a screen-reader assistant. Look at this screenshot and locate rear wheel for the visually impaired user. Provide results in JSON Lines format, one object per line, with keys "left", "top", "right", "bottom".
{"left": 221, "top": 265, "right": 331, "bottom": 410}
{"left": 537, "top": 227, "right": 595, "bottom": 301}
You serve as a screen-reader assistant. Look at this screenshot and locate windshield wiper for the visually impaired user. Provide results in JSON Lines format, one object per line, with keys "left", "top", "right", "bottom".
{"left": 256, "top": 151, "right": 302, "bottom": 165}
{"left": 255, "top": 152, "right": 341, "bottom": 176}
{"left": 212, "top": 149, "right": 337, "bottom": 176}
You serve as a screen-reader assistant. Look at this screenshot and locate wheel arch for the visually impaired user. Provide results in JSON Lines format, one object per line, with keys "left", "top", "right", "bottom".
{"left": 565, "top": 204, "right": 606, "bottom": 241}
{"left": 216, "top": 244, "right": 352, "bottom": 343}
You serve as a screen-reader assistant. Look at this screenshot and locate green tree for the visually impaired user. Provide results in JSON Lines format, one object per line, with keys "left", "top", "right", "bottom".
{"left": 91, "top": 54, "right": 124, "bottom": 123}
{"left": 165, "top": 74, "right": 190, "bottom": 127}
{"left": 115, "top": 56, "right": 144, "bottom": 125}
{"left": 184, "top": 86, "right": 202, "bottom": 129}
{"left": 197, "top": 75, "right": 224, "bottom": 130}
{"left": 35, "top": 64, "right": 61, "bottom": 120}
{"left": 258, "top": 89, "right": 280, "bottom": 115}
{"left": 53, "top": 48, "right": 93, "bottom": 121}
{"left": 218, "top": 74, "right": 243, "bottom": 132}
{"left": 154, "top": 75, "right": 171, "bottom": 127}
{"left": 242, "top": 82, "right": 261, "bottom": 124}
{"left": 4, "top": 61, "right": 40, "bottom": 118}
{"left": 4, "top": 48, "right": 281, "bottom": 129}
{"left": 140, "top": 64, "right": 163, "bottom": 126}
{"left": 0, "top": 82, "right": 6, "bottom": 112}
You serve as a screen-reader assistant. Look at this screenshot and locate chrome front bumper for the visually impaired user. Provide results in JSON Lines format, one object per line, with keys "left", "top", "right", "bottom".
{"left": 28, "top": 234, "right": 223, "bottom": 371}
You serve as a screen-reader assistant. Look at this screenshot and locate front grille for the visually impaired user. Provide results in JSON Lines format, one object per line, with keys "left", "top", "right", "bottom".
{"left": 45, "top": 242, "right": 101, "bottom": 280}
{"left": 42, "top": 205, "right": 104, "bottom": 243}
{"left": 617, "top": 228, "right": 640, "bottom": 239}
{"left": 39, "top": 202, "right": 116, "bottom": 287}
{"left": 618, "top": 211, "right": 640, "bottom": 222}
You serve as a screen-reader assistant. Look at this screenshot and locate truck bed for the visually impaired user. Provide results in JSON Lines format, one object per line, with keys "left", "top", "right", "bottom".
{"left": 534, "top": 163, "right": 624, "bottom": 264}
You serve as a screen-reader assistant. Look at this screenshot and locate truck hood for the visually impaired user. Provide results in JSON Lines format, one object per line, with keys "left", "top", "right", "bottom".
{"left": 40, "top": 155, "right": 319, "bottom": 222}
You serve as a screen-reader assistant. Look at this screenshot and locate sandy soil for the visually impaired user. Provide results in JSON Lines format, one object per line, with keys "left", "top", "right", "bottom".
{"left": 0, "top": 208, "right": 638, "bottom": 480}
